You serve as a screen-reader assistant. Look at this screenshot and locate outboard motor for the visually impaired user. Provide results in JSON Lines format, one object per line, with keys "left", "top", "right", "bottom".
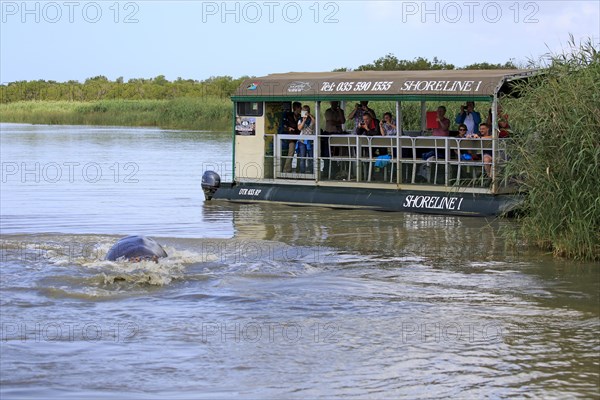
{"left": 201, "top": 170, "right": 221, "bottom": 201}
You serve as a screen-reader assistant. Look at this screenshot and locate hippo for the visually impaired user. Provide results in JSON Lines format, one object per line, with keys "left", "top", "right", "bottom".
{"left": 105, "top": 235, "right": 167, "bottom": 262}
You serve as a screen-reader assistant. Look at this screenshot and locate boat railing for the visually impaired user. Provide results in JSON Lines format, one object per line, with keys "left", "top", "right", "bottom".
{"left": 272, "top": 134, "right": 318, "bottom": 180}
{"left": 266, "top": 134, "right": 511, "bottom": 192}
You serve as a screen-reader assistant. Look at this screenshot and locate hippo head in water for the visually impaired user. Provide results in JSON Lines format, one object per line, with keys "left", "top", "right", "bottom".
{"left": 105, "top": 235, "right": 167, "bottom": 262}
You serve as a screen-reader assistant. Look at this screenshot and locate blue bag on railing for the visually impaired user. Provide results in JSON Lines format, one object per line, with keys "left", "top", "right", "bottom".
{"left": 375, "top": 154, "right": 391, "bottom": 168}
{"left": 421, "top": 150, "right": 436, "bottom": 160}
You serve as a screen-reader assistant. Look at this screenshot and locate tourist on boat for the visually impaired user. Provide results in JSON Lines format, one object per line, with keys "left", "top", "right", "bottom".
{"left": 379, "top": 112, "right": 397, "bottom": 136}
{"left": 421, "top": 106, "right": 451, "bottom": 160}
{"left": 358, "top": 113, "right": 387, "bottom": 160}
{"left": 297, "top": 105, "right": 316, "bottom": 174}
{"left": 457, "top": 123, "right": 479, "bottom": 161}
{"left": 432, "top": 106, "right": 450, "bottom": 137}
{"left": 455, "top": 101, "right": 482, "bottom": 135}
{"left": 487, "top": 104, "right": 511, "bottom": 138}
{"left": 356, "top": 113, "right": 380, "bottom": 136}
{"left": 457, "top": 123, "right": 469, "bottom": 138}
{"left": 459, "top": 121, "right": 480, "bottom": 139}
{"left": 323, "top": 101, "right": 347, "bottom": 176}
{"left": 479, "top": 122, "right": 492, "bottom": 138}
{"left": 348, "top": 101, "right": 377, "bottom": 134}
{"left": 324, "top": 101, "right": 346, "bottom": 134}
{"left": 282, "top": 101, "right": 302, "bottom": 173}
{"left": 479, "top": 122, "right": 494, "bottom": 177}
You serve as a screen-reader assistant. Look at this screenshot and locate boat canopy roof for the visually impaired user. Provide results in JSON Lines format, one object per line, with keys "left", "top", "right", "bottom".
{"left": 233, "top": 69, "right": 538, "bottom": 102}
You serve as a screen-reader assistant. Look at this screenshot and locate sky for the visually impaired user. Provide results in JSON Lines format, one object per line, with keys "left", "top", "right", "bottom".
{"left": 1, "top": 0, "right": 599, "bottom": 83}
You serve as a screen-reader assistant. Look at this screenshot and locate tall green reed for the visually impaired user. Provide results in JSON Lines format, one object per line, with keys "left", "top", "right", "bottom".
{"left": 503, "top": 36, "right": 599, "bottom": 260}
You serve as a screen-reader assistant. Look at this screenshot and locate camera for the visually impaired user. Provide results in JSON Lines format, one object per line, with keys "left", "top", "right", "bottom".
{"left": 301, "top": 110, "right": 308, "bottom": 117}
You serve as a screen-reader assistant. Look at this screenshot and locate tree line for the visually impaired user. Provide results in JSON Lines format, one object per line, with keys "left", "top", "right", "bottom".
{"left": 1, "top": 55, "right": 519, "bottom": 103}
{"left": 341, "top": 54, "right": 518, "bottom": 71}
{"left": 0, "top": 75, "right": 247, "bottom": 103}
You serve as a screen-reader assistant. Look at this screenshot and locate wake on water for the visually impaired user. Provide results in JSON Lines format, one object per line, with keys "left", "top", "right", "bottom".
{"left": 0, "top": 234, "right": 341, "bottom": 300}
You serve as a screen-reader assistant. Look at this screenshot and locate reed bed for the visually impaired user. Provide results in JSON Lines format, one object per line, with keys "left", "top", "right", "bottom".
{"left": 0, "top": 97, "right": 231, "bottom": 131}
{"left": 503, "top": 37, "right": 599, "bottom": 260}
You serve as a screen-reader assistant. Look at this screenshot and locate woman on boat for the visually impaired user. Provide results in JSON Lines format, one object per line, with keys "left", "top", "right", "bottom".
{"left": 297, "top": 105, "right": 316, "bottom": 174}
{"left": 379, "top": 112, "right": 397, "bottom": 136}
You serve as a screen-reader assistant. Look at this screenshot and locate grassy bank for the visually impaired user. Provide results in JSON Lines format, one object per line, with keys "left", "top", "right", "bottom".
{"left": 503, "top": 38, "right": 599, "bottom": 261}
{"left": 0, "top": 97, "right": 232, "bottom": 131}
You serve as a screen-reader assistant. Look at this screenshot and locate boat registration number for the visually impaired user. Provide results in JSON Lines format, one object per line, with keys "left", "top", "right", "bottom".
{"left": 239, "top": 188, "right": 262, "bottom": 196}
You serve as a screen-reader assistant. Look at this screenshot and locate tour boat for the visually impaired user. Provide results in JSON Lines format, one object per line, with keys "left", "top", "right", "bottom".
{"left": 202, "top": 69, "right": 537, "bottom": 216}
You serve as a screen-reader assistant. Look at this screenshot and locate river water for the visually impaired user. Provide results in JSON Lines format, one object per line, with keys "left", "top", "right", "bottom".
{"left": 1, "top": 123, "right": 598, "bottom": 399}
